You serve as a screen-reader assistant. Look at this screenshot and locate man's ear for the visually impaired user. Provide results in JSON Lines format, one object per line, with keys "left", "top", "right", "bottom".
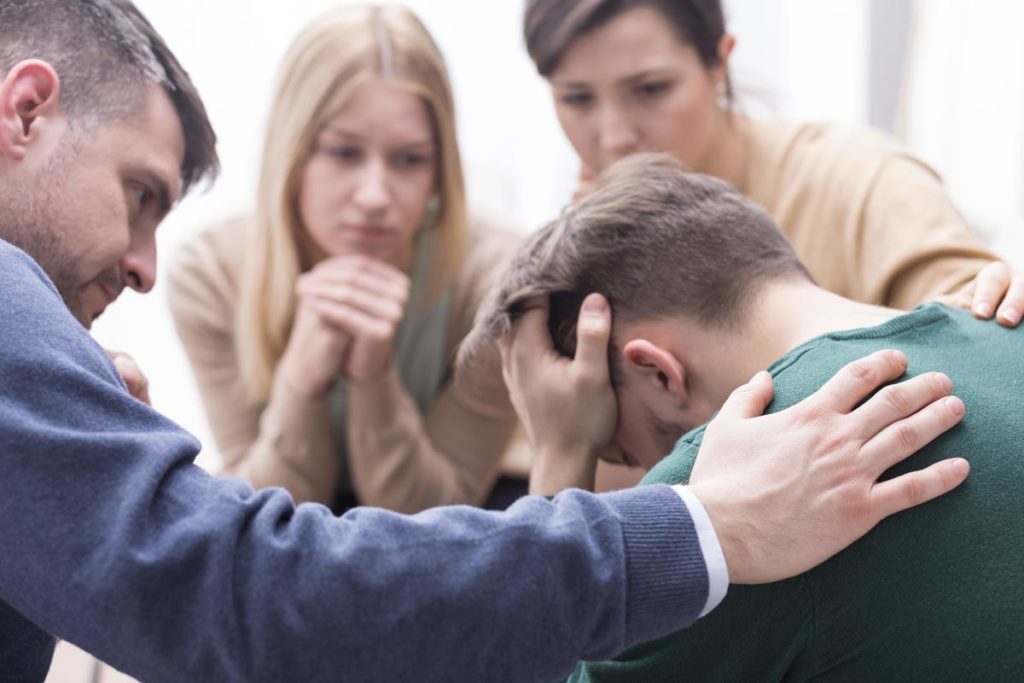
{"left": 622, "top": 338, "right": 688, "bottom": 413}
{"left": 0, "top": 60, "right": 62, "bottom": 160}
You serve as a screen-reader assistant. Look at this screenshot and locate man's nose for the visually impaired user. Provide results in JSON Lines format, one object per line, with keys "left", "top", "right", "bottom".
{"left": 120, "top": 233, "right": 157, "bottom": 293}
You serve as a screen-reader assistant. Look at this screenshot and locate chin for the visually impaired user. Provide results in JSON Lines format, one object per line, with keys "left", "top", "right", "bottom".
{"left": 61, "top": 296, "right": 92, "bottom": 330}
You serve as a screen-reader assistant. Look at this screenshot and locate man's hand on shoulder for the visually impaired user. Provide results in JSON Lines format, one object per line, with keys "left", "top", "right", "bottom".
{"left": 687, "top": 349, "right": 969, "bottom": 584}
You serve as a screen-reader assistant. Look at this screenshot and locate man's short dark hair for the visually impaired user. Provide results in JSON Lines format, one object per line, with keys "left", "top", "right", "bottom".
{"left": 464, "top": 154, "right": 810, "bottom": 381}
{"left": 0, "top": 0, "right": 218, "bottom": 194}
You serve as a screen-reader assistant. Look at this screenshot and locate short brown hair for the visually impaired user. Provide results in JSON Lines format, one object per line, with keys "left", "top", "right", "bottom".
{"left": 524, "top": 0, "right": 732, "bottom": 101}
{"left": 464, "top": 154, "right": 809, "bottom": 375}
{"left": 0, "top": 0, "right": 218, "bottom": 195}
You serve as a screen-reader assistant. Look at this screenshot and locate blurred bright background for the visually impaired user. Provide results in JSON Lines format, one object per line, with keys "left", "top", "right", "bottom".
{"left": 54, "top": 0, "right": 1024, "bottom": 680}
{"left": 88, "top": 0, "right": 1023, "bottom": 470}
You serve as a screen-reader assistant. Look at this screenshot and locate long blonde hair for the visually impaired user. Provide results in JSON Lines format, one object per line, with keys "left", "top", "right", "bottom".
{"left": 236, "top": 4, "right": 468, "bottom": 402}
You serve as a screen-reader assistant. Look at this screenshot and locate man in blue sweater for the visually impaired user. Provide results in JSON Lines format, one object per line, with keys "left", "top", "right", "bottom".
{"left": 0, "top": 1, "right": 976, "bottom": 681}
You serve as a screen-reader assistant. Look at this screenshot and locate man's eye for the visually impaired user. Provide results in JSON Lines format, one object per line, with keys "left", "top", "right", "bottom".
{"left": 129, "top": 185, "right": 152, "bottom": 213}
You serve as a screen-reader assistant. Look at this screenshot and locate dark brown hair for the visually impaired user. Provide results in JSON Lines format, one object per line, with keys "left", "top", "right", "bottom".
{"left": 0, "top": 0, "right": 218, "bottom": 195}
{"left": 524, "top": 0, "right": 732, "bottom": 100}
{"left": 463, "top": 154, "right": 809, "bottom": 376}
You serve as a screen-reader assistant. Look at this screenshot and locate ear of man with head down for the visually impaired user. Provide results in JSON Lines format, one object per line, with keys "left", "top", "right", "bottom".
{"left": 465, "top": 153, "right": 811, "bottom": 469}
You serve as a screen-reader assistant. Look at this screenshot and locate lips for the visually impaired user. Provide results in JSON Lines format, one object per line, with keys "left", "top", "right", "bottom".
{"left": 99, "top": 280, "right": 123, "bottom": 305}
{"left": 346, "top": 224, "right": 396, "bottom": 240}
{"left": 90, "top": 279, "right": 122, "bottom": 320}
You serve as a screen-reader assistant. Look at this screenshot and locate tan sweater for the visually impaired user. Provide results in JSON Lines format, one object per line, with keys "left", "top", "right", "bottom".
{"left": 166, "top": 215, "right": 521, "bottom": 513}
{"left": 742, "top": 119, "right": 996, "bottom": 309}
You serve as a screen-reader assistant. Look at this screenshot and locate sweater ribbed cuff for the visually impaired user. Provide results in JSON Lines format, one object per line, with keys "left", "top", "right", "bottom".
{"left": 603, "top": 484, "right": 710, "bottom": 648}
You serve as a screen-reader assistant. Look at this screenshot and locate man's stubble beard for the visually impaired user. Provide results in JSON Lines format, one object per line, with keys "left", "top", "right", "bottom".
{"left": 0, "top": 142, "right": 94, "bottom": 327}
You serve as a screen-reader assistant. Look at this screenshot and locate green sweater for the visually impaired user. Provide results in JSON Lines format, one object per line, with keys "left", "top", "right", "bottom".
{"left": 571, "top": 304, "right": 1024, "bottom": 682}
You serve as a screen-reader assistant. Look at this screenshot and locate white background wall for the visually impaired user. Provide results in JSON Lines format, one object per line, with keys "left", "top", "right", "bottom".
{"left": 901, "top": 0, "right": 1024, "bottom": 264}
{"left": 101, "top": 0, "right": 1009, "bottom": 471}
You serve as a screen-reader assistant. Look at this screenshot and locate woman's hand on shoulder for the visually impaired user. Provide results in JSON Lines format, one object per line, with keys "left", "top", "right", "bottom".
{"left": 295, "top": 255, "right": 411, "bottom": 385}
{"left": 940, "top": 261, "right": 1023, "bottom": 327}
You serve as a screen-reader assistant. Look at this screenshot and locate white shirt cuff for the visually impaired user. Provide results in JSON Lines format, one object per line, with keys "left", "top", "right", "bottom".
{"left": 672, "top": 485, "right": 728, "bottom": 617}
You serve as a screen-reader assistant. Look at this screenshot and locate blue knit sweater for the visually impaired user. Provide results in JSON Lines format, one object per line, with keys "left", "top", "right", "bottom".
{"left": 0, "top": 239, "right": 708, "bottom": 682}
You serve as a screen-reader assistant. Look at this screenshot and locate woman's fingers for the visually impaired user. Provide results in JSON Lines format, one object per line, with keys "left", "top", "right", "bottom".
{"left": 301, "top": 256, "right": 410, "bottom": 303}
{"left": 995, "top": 269, "right": 1024, "bottom": 327}
{"left": 310, "top": 297, "right": 395, "bottom": 340}
{"left": 299, "top": 282, "right": 405, "bottom": 322}
{"left": 969, "top": 261, "right": 1011, "bottom": 320}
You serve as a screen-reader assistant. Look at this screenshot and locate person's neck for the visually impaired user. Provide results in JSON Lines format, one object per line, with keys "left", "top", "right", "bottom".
{"left": 690, "top": 281, "right": 903, "bottom": 403}
{"left": 694, "top": 111, "right": 749, "bottom": 192}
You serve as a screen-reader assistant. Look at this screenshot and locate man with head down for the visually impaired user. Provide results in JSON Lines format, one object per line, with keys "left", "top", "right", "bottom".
{"left": 469, "top": 154, "right": 1023, "bottom": 680}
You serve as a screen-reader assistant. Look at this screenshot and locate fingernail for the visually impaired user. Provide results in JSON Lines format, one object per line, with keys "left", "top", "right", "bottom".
{"left": 932, "top": 372, "right": 953, "bottom": 393}
{"left": 998, "top": 307, "right": 1021, "bottom": 325}
{"left": 582, "top": 294, "right": 608, "bottom": 314}
{"left": 974, "top": 302, "right": 993, "bottom": 318}
{"left": 952, "top": 458, "right": 970, "bottom": 477}
{"left": 945, "top": 396, "right": 965, "bottom": 417}
{"left": 890, "top": 349, "right": 908, "bottom": 366}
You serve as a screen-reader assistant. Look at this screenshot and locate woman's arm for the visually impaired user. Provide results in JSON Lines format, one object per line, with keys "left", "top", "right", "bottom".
{"left": 166, "top": 228, "right": 341, "bottom": 504}
{"left": 854, "top": 153, "right": 998, "bottom": 309}
{"left": 345, "top": 345, "right": 517, "bottom": 512}
{"left": 344, "top": 224, "right": 523, "bottom": 511}
{"left": 856, "top": 154, "right": 1023, "bottom": 325}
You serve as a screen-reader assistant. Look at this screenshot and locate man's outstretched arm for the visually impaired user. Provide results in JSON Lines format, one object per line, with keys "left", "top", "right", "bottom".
{"left": 0, "top": 249, "right": 967, "bottom": 682}
{"left": 0, "top": 244, "right": 709, "bottom": 682}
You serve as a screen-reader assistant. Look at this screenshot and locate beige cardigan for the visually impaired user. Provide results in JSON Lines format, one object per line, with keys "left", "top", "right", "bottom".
{"left": 166, "top": 214, "right": 521, "bottom": 513}
{"left": 742, "top": 119, "right": 996, "bottom": 309}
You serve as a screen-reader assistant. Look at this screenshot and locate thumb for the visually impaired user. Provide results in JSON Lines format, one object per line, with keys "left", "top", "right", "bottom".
{"left": 717, "top": 370, "right": 774, "bottom": 420}
{"left": 112, "top": 353, "right": 151, "bottom": 405}
{"left": 573, "top": 293, "right": 612, "bottom": 377}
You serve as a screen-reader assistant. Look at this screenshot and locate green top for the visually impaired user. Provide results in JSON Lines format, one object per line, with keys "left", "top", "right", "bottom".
{"left": 571, "top": 304, "right": 1024, "bottom": 682}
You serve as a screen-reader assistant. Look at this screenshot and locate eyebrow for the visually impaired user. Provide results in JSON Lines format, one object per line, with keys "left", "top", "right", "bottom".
{"left": 553, "top": 67, "right": 678, "bottom": 90}
{"left": 321, "top": 126, "right": 434, "bottom": 149}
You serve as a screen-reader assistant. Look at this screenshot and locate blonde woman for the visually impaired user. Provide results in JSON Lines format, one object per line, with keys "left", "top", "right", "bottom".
{"left": 167, "top": 4, "right": 520, "bottom": 513}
